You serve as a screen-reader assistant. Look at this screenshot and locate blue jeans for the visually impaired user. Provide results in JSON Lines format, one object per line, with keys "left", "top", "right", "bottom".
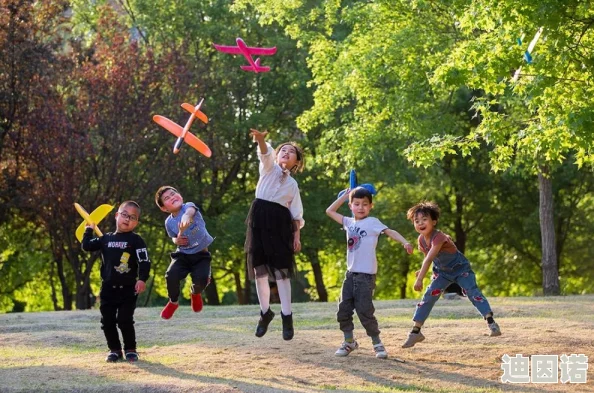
{"left": 412, "top": 257, "right": 492, "bottom": 323}
{"left": 337, "top": 271, "right": 380, "bottom": 337}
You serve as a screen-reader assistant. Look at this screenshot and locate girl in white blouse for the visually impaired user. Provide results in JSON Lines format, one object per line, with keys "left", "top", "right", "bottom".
{"left": 245, "top": 129, "right": 304, "bottom": 341}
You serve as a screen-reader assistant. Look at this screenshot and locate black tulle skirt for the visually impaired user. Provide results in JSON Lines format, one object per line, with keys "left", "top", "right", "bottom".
{"left": 245, "top": 198, "right": 296, "bottom": 280}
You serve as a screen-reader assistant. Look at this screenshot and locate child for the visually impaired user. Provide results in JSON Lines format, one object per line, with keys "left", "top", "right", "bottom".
{"left": 245, "top": 129, "right": 304, "bottom": 341}
{"left": 81, "top": 201, "right": 151, "bottom": 363}
{"left": 155, "top": 186, "right": 214, "bottom": 319}
{"left": 401, "top": 201, "right": 501, "bottom": 348}
{"left": 326, "top": 187, "right": 414, "bottom": 358}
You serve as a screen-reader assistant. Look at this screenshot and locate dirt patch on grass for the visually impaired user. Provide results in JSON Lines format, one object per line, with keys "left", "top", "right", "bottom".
{"left": 0, "top": 296, "right": 593, "bottom": 392}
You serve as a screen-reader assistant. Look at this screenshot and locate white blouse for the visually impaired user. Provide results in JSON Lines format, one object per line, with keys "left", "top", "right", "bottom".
{"left": 255, "top": 142, "right": 304, "bottom": 228}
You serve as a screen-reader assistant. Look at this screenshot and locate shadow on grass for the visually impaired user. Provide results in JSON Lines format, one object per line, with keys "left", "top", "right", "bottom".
{"left": 135, "top": 360, "right": 305, "bottom": 393}
{"left": 281, "top": 338, "right": 562, "bottom": 393}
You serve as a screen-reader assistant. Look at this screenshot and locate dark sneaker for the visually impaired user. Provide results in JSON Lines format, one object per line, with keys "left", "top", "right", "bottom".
{"left": 106, "top": 351, "right": 123, "bottom": 362}
{"left": 402, "top": 332, "right": 425, "bottom": 348}
{"left": 488, "top": 322, "right": 502, "bottom": 337}
{"left": 125, "top": 351, "right": 139, "bottom": 362}
{"left": 191, "top": 293, "right": 203, "bottom": 313}
{"left": 281, "top": 312, "right": 294, "bottom": 341}
{"left": 160, "top": 301, "right": 179, "bottom": 320}
{"left": 335, "top": 341, "right": 359, "bottom": 356}
{"left": 255, "top": 308, "right": 275, "bottom": 338}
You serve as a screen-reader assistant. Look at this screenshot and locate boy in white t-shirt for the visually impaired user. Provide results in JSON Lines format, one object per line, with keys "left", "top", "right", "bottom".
{"left": 326, "top": 187, "right": 413, "bottom": 359}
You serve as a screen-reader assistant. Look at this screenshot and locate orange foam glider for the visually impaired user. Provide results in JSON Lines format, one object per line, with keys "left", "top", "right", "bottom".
{"left": 153, "top": 98, "right": 212, "bottom": 157}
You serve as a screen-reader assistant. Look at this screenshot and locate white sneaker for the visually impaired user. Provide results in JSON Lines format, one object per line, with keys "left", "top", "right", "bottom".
{"left": 373, "top": 343, "right": 388, "bottom": 359}
{"left": 335, "top": 340, "right": 359, "bottom": 356}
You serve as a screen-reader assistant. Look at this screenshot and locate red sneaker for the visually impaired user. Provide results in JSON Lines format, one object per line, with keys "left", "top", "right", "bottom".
{"left": 191, "top": 293, "right": 203, "bottom": 312}
{"left": 160, "top": 301, "right": 179, "bottom": 319}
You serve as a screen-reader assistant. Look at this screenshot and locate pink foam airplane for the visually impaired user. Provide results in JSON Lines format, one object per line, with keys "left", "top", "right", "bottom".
{"left": 213, "top": 37, "right": 277, "bottom": 73}
{"left": 153, "top": 98, "right": 212, "bottom": 157}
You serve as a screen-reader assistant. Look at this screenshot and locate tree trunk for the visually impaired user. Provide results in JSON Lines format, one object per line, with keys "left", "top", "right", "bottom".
{"left": 233, "top": 272, "right": 244, "bottom": 304}
{"left": 75, "top": 282, "right": 93, "bottom": 310}
{"left": 308, "top": 250, "right": 328, "bottom": 302}
{"left": 55, "top": 256, "right": 72, "bottom": 310}
{"left": 445, "top": 192, "right": 465, "bottom": 296}
{"left": 399, "top": 262, "right": 410, "bottom": 299}
{"left": 50, "top": 259, "right": 60, "bottom": 311}
{"left": 205, "top": 276, "right": 220, "bottom": 305}
{"left": 243, "top": 273, "right": 251, "bottom": 305}
{"left": 454, "top": 194, "right": 467, "bottom": 254}
{"left": 144, "top": 277, "right": 155, "bottom": 307}
{"left": 538, "top": 168, "right": 560, "bottom": 295}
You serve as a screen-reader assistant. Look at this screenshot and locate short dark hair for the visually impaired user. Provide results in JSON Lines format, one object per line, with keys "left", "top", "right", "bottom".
{"left": 119, "top": 200, "right": 141, "bottom": 216}
{"left": 155, "top": 186, "right": 178, "bottom": 208}
{"left": 407, "top": 201, "right": 440, "bottom": 222}
{"left": 349, "top": 187, "right": 373, "bottom": 204}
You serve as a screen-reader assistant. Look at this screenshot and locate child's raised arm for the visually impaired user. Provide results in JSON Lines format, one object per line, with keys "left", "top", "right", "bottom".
{"left": 249, "top": 128, "right": 268, "bottom": 153}
{"left": 179, "top": 206, "right": 196, "bottom": 234}
{"left": 81, "top": 225, "right": 102, "bottom": 252}
{"left": 384, "top": 229, "right": 413, "bottom": 254}
{"left": 326, "top": 190, "right": 350, "bottom": 225}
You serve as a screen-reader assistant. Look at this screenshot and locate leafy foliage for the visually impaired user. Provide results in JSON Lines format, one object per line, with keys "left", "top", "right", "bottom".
{"left": 1, "top": 0, "right": 594, "bottom": 311}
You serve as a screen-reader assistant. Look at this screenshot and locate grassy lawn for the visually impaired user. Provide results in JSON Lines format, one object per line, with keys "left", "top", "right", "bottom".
{"left": 0, "top": 295, "right": 593, "bottom": 392}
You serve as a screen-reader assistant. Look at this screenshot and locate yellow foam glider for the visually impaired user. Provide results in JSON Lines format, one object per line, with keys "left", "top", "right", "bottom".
{"left": 74, "top": 203, "right": 114, "bottom": 242}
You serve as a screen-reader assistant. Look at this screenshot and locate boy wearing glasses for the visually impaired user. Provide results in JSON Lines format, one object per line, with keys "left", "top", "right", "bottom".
{"left": 82, "top": 201, "right": 151, "bottom": 363}
{"left": 155, "top": 186, "right": 214, "bottom": 320}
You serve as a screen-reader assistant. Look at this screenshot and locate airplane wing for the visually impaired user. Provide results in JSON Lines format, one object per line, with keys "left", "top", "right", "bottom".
{"left": 245, "top": 46, "right": 277, "bottom": 56}
{"left": 153, "top": 115, "right": 212, "bottom": 157}
{"left": 213, "top": 43, "right": 242, "bottom": 54}
{"left": 75, "top": 203, "right": 114, "bottom": 242}
{"left": 181, "top": 103, "right": 209, "bottom": 124}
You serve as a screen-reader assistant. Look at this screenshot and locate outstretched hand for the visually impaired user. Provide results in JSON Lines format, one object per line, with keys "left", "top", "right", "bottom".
{"left": 250, "top": 128, "right": 268, "bottom": 142}
{"left": 179, "top": 212, "right": 193, "bottom": 234}
{"left": 403, "top": 243, "right": 414, "bottom": 254}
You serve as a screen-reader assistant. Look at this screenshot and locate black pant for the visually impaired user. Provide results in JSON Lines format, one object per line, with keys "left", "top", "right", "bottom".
{"left": 165, "top": 250, "right": 212, "bottom": 302}
{"left": 100, "top": 285, "right": 137, "bottom": 352}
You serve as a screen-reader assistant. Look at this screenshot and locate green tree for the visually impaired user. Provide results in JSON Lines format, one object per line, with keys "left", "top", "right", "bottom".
{"left": 240, "top": 0, "right": 594, "bottom": 297}
{"left": 70, "top": 0, "right": 319, "bottom": 303}
{"left": 413, "top": 0, "right": 594, "bottom": 295}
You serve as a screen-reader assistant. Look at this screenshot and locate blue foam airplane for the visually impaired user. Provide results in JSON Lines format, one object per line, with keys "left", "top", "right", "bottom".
{"left": 337, "top": 169, "right": 377, "bottom": 200}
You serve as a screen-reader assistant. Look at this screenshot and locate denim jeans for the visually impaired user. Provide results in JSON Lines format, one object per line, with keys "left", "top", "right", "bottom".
{"left": 413, "top": 256, "right": 493, "bottom": 323}
{"left": 337, "top": 271, "right": 380, "bottom": 337}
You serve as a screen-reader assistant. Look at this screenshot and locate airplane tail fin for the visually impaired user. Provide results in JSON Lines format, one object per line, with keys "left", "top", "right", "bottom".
{"left": 181, "top": 103, "right": 209, "bottom": 124}
{"left": 240, "top": 58, "right": 271, "bottom": 73}
{"left": 240, "top": 65, "right": 271, "bottom": 73}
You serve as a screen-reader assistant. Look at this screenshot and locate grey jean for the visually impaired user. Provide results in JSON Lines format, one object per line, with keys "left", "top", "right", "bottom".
{"left": 337, "top": 271, "right": 380, "bottom": 337}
